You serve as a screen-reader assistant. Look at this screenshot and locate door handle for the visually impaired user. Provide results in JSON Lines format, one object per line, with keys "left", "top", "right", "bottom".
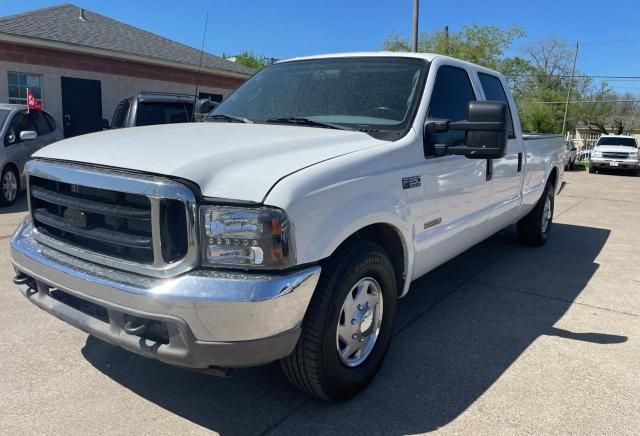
{"left": 517, "top": 153, "right": 523, "bottom": 172}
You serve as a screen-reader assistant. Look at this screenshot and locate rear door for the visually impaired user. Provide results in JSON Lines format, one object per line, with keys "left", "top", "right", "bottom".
{"left": 61, "top": 77, "right": 103, "bottom": 137}
{"left": 477, "top": 72, "right": 525, "bottom": 228}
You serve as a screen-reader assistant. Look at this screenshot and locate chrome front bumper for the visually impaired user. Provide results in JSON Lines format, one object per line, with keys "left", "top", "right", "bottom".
{"left": 11, "top": 219, "right": 320, "bottom": 368}
{"left": 590, "top": 158, "right": 640, "bottom": 169}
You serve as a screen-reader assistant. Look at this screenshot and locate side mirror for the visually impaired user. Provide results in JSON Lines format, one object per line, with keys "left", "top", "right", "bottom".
{"left": 425, "top": 101, "right": 508, "bottom": 159}
{"left": 19, "top": 130, "right": 37, "bottom": 141}
{"left": 101, "top": 119, "right": 110, "bottom": 130}
{"left": 194, "top": 98, "right": 218, "bottom": 122}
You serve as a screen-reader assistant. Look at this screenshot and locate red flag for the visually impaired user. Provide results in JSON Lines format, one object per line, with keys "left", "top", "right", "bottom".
{"left": 27, "top": 88, "right": 42, "bottom": 111}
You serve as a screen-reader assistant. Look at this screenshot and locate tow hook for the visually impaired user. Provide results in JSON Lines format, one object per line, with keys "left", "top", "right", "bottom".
{"left": 123, "top": 317, "right": 149, "bottom": 335}
{"left": 13, "top": 273, "right": 36, "bottom": 290}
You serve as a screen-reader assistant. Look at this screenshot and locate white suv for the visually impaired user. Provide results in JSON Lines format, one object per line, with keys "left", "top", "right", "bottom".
{"left": 590, "top": 135, "right": 639, "bottom": 176}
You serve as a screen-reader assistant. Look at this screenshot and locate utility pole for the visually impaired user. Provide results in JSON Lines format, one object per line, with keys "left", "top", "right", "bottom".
{"left": 444, "top": 25, "right": 449, "bottom": 55}
{"left": 562, "top": 42, "right": 579, "bottom": 135}
{"left": 412, "top": 0, "right": 419, "bottom": 52}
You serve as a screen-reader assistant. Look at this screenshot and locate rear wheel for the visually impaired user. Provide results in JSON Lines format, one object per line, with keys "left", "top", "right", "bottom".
{"left": 517, "top": 180, "right": 554, "bottom": 246}
{"left": 281, "top": 240, "right": 397, "bottom": 401}
{"left": 0, "top": 166, "right": 19, "bottom": 206}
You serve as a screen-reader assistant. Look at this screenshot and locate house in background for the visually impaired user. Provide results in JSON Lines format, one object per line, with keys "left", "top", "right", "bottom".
{"left": 0, "top": 4, "right": 254, "bottom": 137}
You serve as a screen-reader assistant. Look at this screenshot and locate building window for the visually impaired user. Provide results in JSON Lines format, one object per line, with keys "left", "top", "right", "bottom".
{"left": 8, "top": 72, "right": 43, "bottom": 105}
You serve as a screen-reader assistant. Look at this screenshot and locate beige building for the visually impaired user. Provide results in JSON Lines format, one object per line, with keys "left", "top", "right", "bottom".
{"left": 0, "top": 4, "right": 253, "bottom": 137}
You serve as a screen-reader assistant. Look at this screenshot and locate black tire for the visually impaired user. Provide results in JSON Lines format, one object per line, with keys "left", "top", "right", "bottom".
{"left": 281, "top": 239, "right": 397, "bottom": 401}
{"left": 517, "top": 180, "right": 555, "bottom": 246}
{"left": 568, "top": 159, "right": 574, "bottom": 170}
{"left": 0, "top": 166, "right": 19, "bottom": 206}
{"left": 589, "top": 166, "right": 596, "bottom": 174}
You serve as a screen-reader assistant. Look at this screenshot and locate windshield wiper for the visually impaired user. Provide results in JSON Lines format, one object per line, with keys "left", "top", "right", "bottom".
{"left": 265, "top": 117, "right": 353, "bottom": 131}
{"left": 207, "top": 114, "right": 252, "bottom": 123}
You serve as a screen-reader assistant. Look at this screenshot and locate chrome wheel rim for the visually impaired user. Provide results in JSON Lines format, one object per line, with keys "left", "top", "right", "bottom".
{"left": 3, "top": 171, "right": 17, "bottom": 202}
{"left": 541, "top": 195, "right": 552, "bottom": 233}
{"left": 336, "top": 277, "right": 384, "bottom": 367}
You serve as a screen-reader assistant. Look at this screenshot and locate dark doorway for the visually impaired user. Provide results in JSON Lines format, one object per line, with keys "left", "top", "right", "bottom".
{"left": 61, "top": 77, "right": 103, "bottom": 138}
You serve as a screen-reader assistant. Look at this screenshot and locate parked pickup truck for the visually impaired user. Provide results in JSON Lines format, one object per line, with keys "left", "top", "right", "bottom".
{"left": 589, "top": 134, "right": 640, "bottom": 175}
{"left": 107, "top": 91, "right": 196, "bottom": 129}
{"left": 11, "top": 53, "right": 564, "bottom": 401}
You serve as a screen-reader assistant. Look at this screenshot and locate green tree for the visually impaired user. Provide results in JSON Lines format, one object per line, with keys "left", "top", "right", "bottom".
{"left": 382, "top": 24, "right": 525, "bottom": 71}
{"left": 233, "top": 50, "right": 270, "bottom": 69}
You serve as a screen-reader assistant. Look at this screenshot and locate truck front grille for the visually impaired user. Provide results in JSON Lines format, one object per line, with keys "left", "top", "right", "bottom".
{"left": 26, "top": 160, "right": 198, "bottom": 278}
{"left": 602, "top": 152, "right": 629, "bottom": 159}
{"left": 31, "top": 176, "right": 155, "bottom": 263}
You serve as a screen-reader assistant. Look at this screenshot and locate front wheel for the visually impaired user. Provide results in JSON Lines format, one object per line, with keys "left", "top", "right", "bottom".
{"left": 517, "top": 180, "right": 554, "bottom": 246}
{"left": 589, "top": 166, "right": 596, "bottom": 174}
{"left": 281, "top": 240, "right": 397, "bottom": 401}
{"left": 0, "top": 166, "right": 19, "bottom": 206}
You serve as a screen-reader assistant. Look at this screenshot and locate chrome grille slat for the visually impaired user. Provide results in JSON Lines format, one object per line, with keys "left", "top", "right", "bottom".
{"left": 602, "top": 152, "right": 629, "bottom": 159}
{"left": 31, "top": 185, "right": 151, "bottom": 220}
{"left": 33, "top": 209, "right": 153, "bottom": 249}
{"left": 26, "top": 160, "right": 199, "bottom": 278}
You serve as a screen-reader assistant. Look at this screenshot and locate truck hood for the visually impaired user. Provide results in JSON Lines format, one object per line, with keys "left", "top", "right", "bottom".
{"left": 594, "top": 145, "right": 638, "bottom": 154}
{"left": 34, "top": 123, "right": 386, "bottom": 202}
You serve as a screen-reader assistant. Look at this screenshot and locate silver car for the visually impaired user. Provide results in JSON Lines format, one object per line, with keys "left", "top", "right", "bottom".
{"left": 0, "top": 104, "right": 63, "bottom": 205}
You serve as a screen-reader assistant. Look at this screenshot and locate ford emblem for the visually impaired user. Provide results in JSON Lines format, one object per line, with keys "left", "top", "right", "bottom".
{"left": 63, "top": 208, "right": 89, "bottom": 229}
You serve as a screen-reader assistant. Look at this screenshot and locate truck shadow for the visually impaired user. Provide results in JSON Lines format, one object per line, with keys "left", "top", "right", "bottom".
{"left": 81, "top": 223, "right": 619, "bottom": 435}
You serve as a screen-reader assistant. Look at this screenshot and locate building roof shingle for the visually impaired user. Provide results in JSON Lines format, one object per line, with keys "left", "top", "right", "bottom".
{"left": 0, "top": 3, "right": 254, "bottom": 77}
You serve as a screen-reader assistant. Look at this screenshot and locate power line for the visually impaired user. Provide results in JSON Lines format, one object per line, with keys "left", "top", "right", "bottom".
{"left": 506, "top": 74, "right": 640, "bottom": 80}
{"left": 581, "top": 38, "right": 640, "bottom": 46}
{"left": 528, "top": 99, "right": 640, "bottom": 105}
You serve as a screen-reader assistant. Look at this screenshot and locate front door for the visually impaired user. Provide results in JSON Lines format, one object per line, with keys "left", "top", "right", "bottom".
{"left": 412, "top": 63, "right": 494, "bottom": 278}
{"left": 61, "top": 77, "right": 102, "bottom": 138}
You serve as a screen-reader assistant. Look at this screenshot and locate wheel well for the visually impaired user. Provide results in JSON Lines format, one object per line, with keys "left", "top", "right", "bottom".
{"left": 331, "top": 223, "right": 406, "bottom": 297}
{"left": 3, "top": 163, "right": 20, "bottom": 189}
{"left": 548, "top": 167, "right": 558, "bottom": 189}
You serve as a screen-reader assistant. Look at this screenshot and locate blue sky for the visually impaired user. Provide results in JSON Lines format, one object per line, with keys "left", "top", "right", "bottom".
{"left": 3, "top": 1, "right": 640, "bottom": 94}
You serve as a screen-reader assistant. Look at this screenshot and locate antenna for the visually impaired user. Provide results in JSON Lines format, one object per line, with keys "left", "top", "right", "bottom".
{"left": 192, "top": 12, "right": 209, "bottom": 121}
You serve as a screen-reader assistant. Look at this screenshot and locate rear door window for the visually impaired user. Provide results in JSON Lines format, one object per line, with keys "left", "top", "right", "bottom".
{"left": 478, "top": 73, "right": 515, "bottom": 138}
{"left": 135, "top": 102, "right": 193, "bottom": 126}
{"left": 43, "top": 112, "right": 57, "bottom": 131}
{"left": 29, "top": 110, "right": 52, "bottom": 135}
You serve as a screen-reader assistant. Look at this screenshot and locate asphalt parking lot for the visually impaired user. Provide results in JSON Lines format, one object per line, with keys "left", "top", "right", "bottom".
{"left": 1, "top": 168, "right": 639, "bottom": 435}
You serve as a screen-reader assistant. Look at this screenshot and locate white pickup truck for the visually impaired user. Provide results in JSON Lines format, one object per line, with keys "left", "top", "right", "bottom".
{"left": 11, "top": 52, "right": 564, "bottom": 401}
{"left": 589, "top": 134, "right": 640, "bottom": 175}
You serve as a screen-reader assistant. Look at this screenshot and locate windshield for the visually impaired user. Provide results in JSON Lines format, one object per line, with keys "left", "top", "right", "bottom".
{"left": 596, "top": 137, "right": 637, "bottom": 148}
{"left": 0, "top": 109, "right": 9, "bottom": 127}
{"left": 136, "top": 101, "right": 193, "bottom": 126}
{"left": 209, "top": 57, "right": 428, "bottom": 138}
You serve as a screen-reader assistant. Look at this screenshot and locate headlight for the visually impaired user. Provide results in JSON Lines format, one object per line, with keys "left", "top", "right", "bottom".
{"left": 592, "top": 150, "right": 602, "bottom": 158}
{"left": 200, "top": 206, "right": 295, "bottom": 269}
